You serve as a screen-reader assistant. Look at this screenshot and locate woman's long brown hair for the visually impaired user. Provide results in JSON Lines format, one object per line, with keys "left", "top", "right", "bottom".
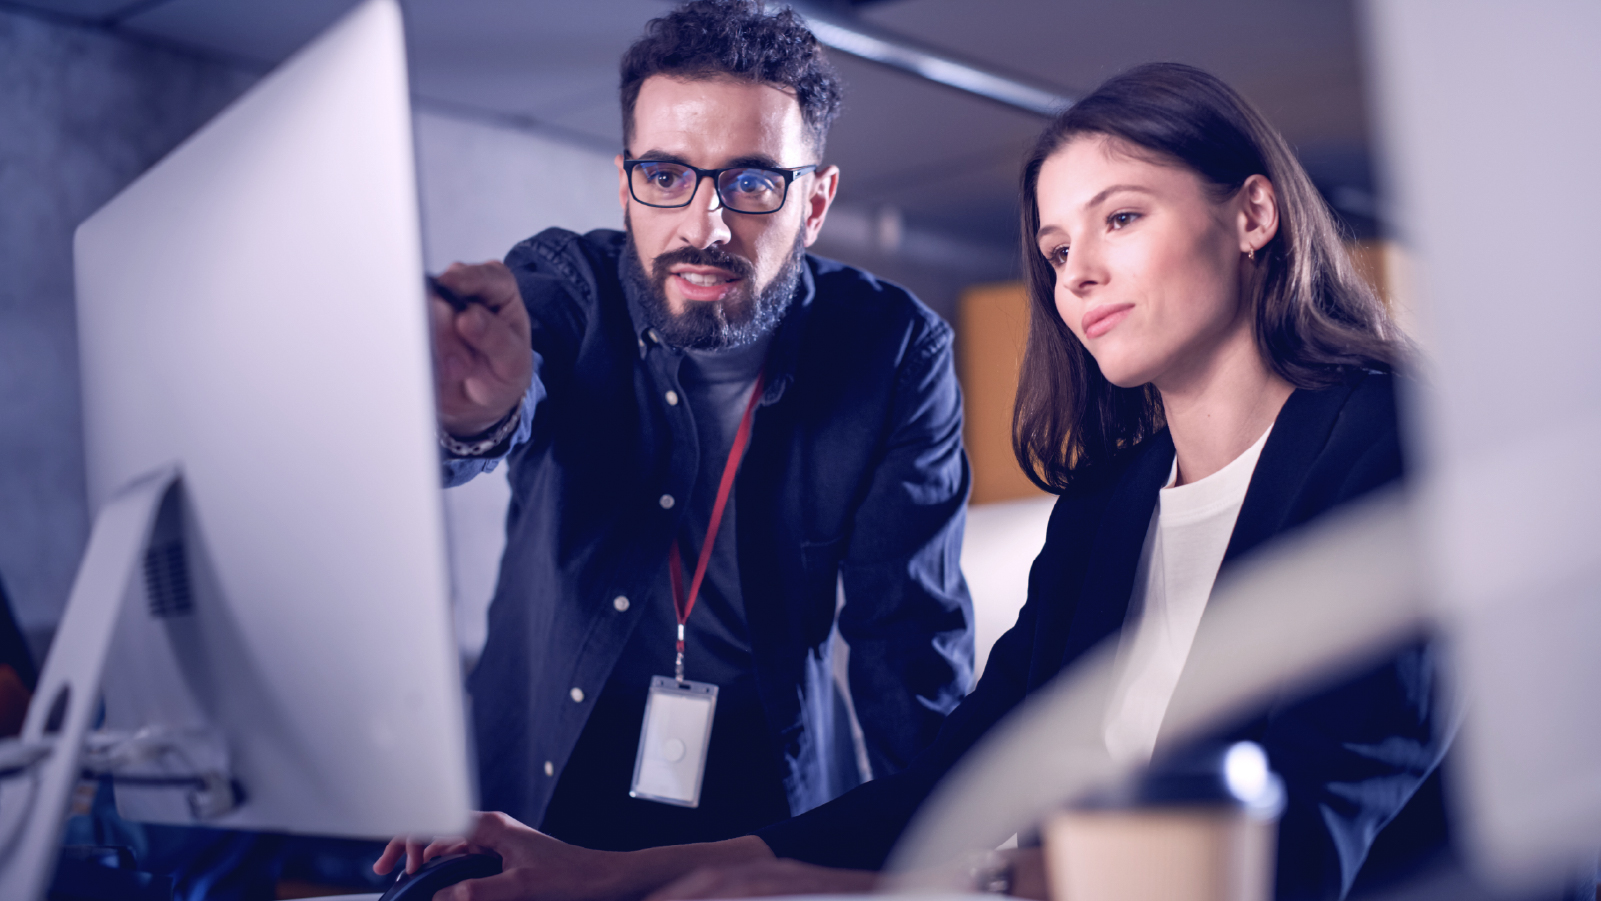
{"left": 1013, "top": 63, "right": 1407, "bottom": 492}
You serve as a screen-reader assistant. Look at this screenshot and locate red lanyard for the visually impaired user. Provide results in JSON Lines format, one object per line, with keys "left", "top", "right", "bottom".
{"left": 666, "top": 369, "right": 766, "bottom": 682}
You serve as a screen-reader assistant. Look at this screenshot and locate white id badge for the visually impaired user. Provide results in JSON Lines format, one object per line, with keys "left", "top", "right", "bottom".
{"left": 629, "top": 676, "right": 718, "bottom": 807}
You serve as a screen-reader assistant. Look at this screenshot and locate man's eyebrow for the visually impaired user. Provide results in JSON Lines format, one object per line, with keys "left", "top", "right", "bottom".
{"left": 631, "top": 150, "right": 692, "bottom": 166}
{"left": 727, "top": 154, "right": 783, "bottom": 169}
{"left": 1084, "top": 184, "right": 1154, "bottom": 210}
{"left": 628, "top": 151, "right": 786, "bottom": 170}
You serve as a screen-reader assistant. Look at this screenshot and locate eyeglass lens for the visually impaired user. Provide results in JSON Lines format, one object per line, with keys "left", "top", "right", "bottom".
{"left": 631, "top": 162, "right": 789, "bottom": 213}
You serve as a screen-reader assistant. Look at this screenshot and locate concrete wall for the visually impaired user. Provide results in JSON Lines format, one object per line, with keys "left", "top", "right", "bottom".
{"left": 413, "top": 108, "right": 621, "bottom": 662}
{"left": 0, "top": 9, "right": 257, "bottom": 652}
{"left": 414, "top": 108, "right": 621, "bottom": 269}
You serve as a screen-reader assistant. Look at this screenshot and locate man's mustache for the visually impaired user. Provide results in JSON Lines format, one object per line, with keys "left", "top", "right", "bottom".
{"left": 651, "top": 245, "right": 757, "bottom": 283}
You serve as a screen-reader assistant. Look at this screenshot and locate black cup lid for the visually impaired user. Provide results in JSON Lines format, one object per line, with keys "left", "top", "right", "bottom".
{"left": 1076, "top": 741, "right": 1285, "bottom": 816}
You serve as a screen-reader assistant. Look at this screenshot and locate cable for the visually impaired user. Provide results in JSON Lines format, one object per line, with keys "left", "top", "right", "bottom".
{"left": 0, "top": 738, "right": 52, "bottom": 781}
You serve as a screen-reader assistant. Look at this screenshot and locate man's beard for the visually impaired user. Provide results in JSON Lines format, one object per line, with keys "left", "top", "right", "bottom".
{"left": 621, "top": 215, "right": 806, "bottom": 351}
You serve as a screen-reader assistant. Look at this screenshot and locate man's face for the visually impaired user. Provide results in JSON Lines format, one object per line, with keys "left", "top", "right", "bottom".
{"left": 618, "top": 75, "right": 839, "bottom": 349}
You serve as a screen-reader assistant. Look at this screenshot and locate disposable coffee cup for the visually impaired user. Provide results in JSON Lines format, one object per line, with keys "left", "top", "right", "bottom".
{"left": 1044, "top": 742, "right": 1284, "bottom": 901}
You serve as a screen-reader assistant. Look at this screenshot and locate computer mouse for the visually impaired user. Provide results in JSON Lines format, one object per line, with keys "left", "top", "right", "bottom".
{"left": 378, "top": 852, "right": 503, "bottom": 901}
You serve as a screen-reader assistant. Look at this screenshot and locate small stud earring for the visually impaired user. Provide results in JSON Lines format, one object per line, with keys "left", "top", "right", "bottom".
{"left": 1247, "top": 247, "right": 1256, "bottom": 261}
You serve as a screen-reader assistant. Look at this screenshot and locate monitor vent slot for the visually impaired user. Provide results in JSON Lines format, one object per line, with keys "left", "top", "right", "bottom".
{"left": 143, "top": 540, "right": 193, "bottom": 618}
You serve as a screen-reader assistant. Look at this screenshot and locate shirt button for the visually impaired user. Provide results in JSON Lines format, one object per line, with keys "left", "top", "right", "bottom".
{"left": 665, "top": 390, "right": 679, "bottom": 406}
{"left": 659, "top": 494, "right": 675, "bottom": 509}
{"left": 544, "top": 761, "right": 555, "bottom": 777}
{"left": 613, "top": 595, "right": 630, "bottom": 612}
{"left": 569, "top": 687, "right": 585, "bottom": 703}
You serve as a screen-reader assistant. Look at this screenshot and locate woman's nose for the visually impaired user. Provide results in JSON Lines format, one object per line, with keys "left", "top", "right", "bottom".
{"left": 1062, "top": 239, "right": 1104, "bottom": 295}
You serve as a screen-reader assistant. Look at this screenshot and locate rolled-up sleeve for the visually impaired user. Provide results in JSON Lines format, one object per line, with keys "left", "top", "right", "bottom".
{"left": 441, "top": 352, "right": 545, "bottom": 488}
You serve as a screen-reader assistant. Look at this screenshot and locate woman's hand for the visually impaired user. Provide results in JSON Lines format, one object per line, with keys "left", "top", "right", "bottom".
{"left": 646, "top": 858, "right": 877, "bottom": 900}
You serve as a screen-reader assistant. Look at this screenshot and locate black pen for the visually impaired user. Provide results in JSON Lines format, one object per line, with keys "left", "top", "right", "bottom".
{"left": 426, "top": 274, "right": 495, "bottom": 313}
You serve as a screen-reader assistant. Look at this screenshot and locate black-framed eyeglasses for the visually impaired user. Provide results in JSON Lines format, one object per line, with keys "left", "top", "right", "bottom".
{"left": 623, "top": 159, "right": 818, "bottom": 215}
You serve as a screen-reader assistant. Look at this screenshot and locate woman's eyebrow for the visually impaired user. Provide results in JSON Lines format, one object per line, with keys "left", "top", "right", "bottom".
{"left": 1035, "top": 183, "right": 1156, "bottom": 244}
{"left": 1083, "top": 184, "right": 1154, "bottom": 211}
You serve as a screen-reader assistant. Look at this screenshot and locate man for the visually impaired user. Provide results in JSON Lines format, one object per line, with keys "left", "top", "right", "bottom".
{"left": 429, "top": 0, "right": 973, "bottom": 851}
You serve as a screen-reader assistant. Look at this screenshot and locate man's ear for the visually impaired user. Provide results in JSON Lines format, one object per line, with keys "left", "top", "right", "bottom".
{"left": 1237, "top": 173, "right": 1280, "bottom": 256}
{"left": 615, "top": 154, "right": 630, "bottom": 213}
{"left": 801, "top": 165, "right": 840, "bottom": 247}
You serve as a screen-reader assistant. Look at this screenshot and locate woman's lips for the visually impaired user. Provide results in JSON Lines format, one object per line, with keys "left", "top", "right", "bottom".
{"left": 1082, "top": 303, "right": 1134, "bottom": 339}
{"left": 671, "top": 269, "right": 741, "bottom": 303}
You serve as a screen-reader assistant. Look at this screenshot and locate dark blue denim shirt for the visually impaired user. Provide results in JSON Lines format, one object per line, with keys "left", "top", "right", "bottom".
{"left": 455, "top": 228, "right": 974, "bottom": 827}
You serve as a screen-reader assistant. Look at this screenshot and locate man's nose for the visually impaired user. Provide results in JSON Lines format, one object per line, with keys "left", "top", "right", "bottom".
{"left": 675, "top": 174, "right": 732, "bottom": 249}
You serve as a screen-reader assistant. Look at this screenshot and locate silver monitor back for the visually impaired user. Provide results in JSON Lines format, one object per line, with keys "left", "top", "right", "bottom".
{"left": 71, "top": 0, "right": 471, "bottom": 838}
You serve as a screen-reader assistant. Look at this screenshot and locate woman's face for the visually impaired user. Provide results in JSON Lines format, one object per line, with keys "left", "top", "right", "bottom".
{"left": 1034, "top": 135, "right": 1266, "bottom": 391}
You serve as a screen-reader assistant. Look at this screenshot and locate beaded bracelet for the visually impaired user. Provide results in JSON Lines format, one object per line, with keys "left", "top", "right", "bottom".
{"left": 440, "top": 404, "right": 521, "bottom": 458}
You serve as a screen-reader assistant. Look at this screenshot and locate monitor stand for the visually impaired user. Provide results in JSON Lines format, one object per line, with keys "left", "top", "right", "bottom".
{"left": 0, "top": 466, "right": 183, "bottom": 901}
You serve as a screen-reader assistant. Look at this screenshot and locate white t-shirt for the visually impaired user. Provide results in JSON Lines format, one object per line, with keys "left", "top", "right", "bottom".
{"left": 1102, "top": 426, "right": 1273, "bottom": 763}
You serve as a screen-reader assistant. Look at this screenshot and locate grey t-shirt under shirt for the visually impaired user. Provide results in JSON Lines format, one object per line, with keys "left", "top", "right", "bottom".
{"left": 613, "top": 331, "right": 771, "bottom": 691}
{"left": 541, "top": 332, "right": 787, "bottom": 849}
{"left": 669, "top": 334, "right": 772, "bottom": 686}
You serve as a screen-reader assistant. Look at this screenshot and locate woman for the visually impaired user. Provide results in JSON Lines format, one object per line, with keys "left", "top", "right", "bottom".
{"left": 378, "top": 63, "right": 1444, "bottom": 901}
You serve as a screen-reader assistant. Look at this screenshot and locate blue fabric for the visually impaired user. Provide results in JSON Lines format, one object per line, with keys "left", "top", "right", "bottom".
{"left": 459, "top": 228, "right": 974, "bottom": 832}
{"left": 758, "top": 371, "right": 1450, "bottom": 901}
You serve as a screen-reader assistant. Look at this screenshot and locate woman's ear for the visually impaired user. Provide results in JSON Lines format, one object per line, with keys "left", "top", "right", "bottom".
{"left": 1237, "top": 174, "right": 1280, "bottom": 256}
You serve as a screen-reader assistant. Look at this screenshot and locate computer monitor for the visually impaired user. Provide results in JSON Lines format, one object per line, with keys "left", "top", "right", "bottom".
{"left": 0, "top": 1, "right": 470, "bottom": 897}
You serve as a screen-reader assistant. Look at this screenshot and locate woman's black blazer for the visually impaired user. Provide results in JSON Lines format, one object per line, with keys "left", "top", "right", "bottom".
{"left": 760, "top": 370, "right": 1446, "bottom": 901}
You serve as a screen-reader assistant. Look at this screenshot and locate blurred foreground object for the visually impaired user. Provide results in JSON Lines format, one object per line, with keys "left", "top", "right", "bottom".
{"left": 1044, "top": 743, "right": 1283, "bottom": 901}
{"left": 1363, "top": 0, "right": 1601, "bottom": 891}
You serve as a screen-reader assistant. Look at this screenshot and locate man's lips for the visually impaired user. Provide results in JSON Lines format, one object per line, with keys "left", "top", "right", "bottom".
{"left": 669, "top": 266, "right": 743, "bottom": 303}
{"left": 1082, "top": 303, "right": 1134, "bottom": 339}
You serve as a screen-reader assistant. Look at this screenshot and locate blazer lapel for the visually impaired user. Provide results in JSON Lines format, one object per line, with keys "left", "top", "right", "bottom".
{"left": 1222, "top": 377, "right": 1360, "bottom": 565}
{"left": 1057, "top": 431, "right": 1176, "bottom": 670}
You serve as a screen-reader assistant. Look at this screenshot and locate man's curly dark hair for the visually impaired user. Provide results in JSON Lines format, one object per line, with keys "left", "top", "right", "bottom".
{"left": 620, "top": 0, "right": 844, "bottom": 156}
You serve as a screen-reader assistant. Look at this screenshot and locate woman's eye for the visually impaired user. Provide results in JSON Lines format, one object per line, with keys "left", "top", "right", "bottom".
{"left": 1109, "top": 211, "right": 1140, "bottom": 229}
{"left": 1043, "top": 245, "right": 1069, "bottom": 267}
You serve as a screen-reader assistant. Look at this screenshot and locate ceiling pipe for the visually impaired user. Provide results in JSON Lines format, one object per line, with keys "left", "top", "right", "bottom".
{"left": 788, "top": 2, "right": 1074, "bottom": 117}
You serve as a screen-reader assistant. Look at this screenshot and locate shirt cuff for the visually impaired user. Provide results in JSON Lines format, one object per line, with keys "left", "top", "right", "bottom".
{"left": 442, "top": 356, "right": 544, "bottom": 487}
